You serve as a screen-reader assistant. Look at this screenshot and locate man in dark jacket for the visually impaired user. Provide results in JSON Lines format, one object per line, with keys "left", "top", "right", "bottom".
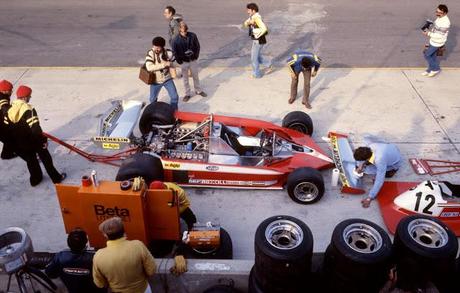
{"left": 5, "top": 85, "right": 66, "bottom": 186}
{"left": 46, "top": 229, "right": 106, "bottom": 293}
{"left": 172, "top": 22, "right": 207, "bottom": 102}
{"left": 0, "top": 79, "right": 17, "bottom": 159}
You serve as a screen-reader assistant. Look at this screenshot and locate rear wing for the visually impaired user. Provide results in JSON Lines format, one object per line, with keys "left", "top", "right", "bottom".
{"left": 92, "top": 100, "right": 144, "bottom": 150}
{"left": 328, "top": 132, "right": 365, "bottom": 194}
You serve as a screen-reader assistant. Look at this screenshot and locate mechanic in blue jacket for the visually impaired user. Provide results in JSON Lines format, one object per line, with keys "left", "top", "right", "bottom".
{"left": 45, "top": 228, "right": 106, "bottom": 293}
{"left": 353, "top": 135, "right": 402, "bottom": 208}
{"left": 287, "top": 50, "right": 321, "bottom": 109}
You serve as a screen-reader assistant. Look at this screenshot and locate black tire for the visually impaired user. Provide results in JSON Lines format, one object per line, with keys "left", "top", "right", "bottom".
{"left": 254, "top": 215, "right": 313, "bottom": 292}
{"left": 248, "top": 266, "right": 265, "bottom": 293}
{"left": 203, "top": 279, "right": 241, "bottom": 293}
{"left": 139, "top": 101, "right": 176, "bottom": 135}
{"left": 115, "top": 152, "right": 164, "bottom": 185}
{"left": 185, "top": 228, "right": 233, "bottom": 259}
{"left": 281, "top": 111, "right": 313, "bottom": 135}
{"left": 393, "top": 215, "right": 458, "bottom": 292}
{"left": 148, "top": 239, "right": 175, "bottom": 258}
{"left": 323, "top": 218, "right": 393, "bottom": 293}
{"left": 286, "top": 167, "right": 324, "bottom": 204}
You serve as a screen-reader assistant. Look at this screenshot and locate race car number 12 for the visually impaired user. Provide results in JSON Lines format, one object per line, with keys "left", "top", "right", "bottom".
{"left": 414, "top": 192, "right": 435, "bottom": 215}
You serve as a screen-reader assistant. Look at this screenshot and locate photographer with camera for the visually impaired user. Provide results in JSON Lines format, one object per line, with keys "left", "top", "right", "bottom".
{"left": 172, "top": 22, "right": 207, "bottom": 102}
{"left": 145, "top": 36, "right": 180, "bottom": 110}
{"left": 421, "top": 4, "right": 450, "bottom": 77}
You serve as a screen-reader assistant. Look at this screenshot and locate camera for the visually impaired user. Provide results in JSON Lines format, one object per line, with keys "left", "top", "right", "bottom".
{"left": 185, "top": 50, "right": 194, "bottom": 58}
{"left": 421, "top": 19, "right": 433, "bottom": 31}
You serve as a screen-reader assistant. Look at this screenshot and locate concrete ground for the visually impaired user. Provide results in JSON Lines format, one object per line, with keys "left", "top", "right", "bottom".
{"left": 0, "top": 66, "right": 459, "bottom": 263}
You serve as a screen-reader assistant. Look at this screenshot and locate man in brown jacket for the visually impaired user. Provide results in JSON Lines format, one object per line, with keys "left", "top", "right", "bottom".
{"left": 92, "top": 217, "right": 156, "bottom": 293}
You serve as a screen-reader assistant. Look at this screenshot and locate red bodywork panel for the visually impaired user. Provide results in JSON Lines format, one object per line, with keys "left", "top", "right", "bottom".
{"left": 377, "top": 181, "right": 460, "bottom": 236}
{"left": 164, "top": 111, "right": 333, "bottom": 189}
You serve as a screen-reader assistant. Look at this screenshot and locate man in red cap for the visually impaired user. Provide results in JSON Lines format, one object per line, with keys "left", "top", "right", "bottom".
{"left": 0, "top": 79, "right": 17, "bottom": 159}
{"left": 149, "top": 180, "right": 197, "bottom": 230}
{"left": 5, "top": 85, "right": 66, "bottom": 186}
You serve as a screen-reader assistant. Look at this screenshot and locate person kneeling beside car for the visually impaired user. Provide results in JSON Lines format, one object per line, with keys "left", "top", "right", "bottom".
{"left": 353, "top": 135, "right": 402, "bottom": 208}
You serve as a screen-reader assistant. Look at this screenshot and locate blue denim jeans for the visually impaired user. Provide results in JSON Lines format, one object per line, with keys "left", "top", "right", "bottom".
{"left": 149, "top": 78, "right": 179, "bottom": 110}
{"left": 251, "top": 40, "right": 271, "bottom": 78}
{"left": 424, "top": 45, "right": 441, "bottom": 72}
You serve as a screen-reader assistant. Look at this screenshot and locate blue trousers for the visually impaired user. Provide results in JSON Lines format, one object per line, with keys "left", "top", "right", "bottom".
{"left": 149, "top": 79, "right": 179, "bottom": 110}
{"left": 251, "top": 41, "right": 271, "bottom": 78}
{"left": 424, "top": 45, "right": 441, "bottom": 72}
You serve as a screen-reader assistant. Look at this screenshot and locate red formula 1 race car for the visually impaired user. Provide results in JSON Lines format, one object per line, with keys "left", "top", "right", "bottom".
{"left": 102, "top": 102, "right": 334, "bottom": 204}
{"left": 377, "top": 180, "right": 460, "bottom": 235}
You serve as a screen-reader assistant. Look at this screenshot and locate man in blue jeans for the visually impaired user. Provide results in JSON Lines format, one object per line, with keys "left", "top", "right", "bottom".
{"left": 422, "top": 4, "right": 450, "bottom": 77}
{"left": 145, "top": 36, "right": 179, "bottom": 110}
{"left": 243, "top": 3, "right": 272, "bottom": 78}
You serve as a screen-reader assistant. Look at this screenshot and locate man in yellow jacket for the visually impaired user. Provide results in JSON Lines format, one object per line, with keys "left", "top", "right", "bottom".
{"left": 93, "top": 217, "right": 156, "bottom": 293}
{"left": 243, "top": 3, "right": 272, "bottom": 78}
{"left": 5, "top": 85, "right": 66, "bottom": 186}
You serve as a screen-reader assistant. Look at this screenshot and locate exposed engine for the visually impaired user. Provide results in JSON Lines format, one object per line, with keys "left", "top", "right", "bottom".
{"left": 144, "top": 121, "right": 209, "bottom": 162}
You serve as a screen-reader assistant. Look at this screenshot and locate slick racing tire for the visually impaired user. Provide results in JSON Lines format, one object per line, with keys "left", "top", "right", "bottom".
{"left": 185, "top": 228, "right": 233, "bottom": 259}
{"left": 323, "top": 219, "right": 393, "bottom": 293}
{"left": 254, "top": 215, "right": 313, "bottom": 292}
{"left": 393, "top": 215, "right": 458, "bottom": 292}
{"left": 139, "top": 101, "right": 176, "bottom": 135}
{"left": 248, "top": 266, "right": 265, "bottom": 293}
{"left": 116, "top": 152, "right": 164, "bottom": 185}
{"left": 281, "top": 111, "right": 313, "bottom": 135}
{"left": 286, "top": 167, "right": 324, "bottom": 204}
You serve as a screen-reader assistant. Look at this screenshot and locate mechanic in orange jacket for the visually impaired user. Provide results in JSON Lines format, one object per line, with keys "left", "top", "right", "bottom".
{"left": 5, "top": 85, "right": 66, "bottom": 186}
{"left": 149, "top": 180, "right": 197, "bottom": 230}
{"left": 0, "top": 79, "right": 17, "bottom": 159}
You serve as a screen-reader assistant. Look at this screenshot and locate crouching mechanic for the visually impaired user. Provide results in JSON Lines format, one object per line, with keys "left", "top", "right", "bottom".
{"left": 149, "top": 180, "right": 197, "bottom": 230}
{"left": 45, "top": 228, "right": 106, "bottom": 293}
{"left": 353, "top": 135, "right": 402, "bottom": 208}
{"left": 287, "top": 50, "right": 321, "bottom": 109}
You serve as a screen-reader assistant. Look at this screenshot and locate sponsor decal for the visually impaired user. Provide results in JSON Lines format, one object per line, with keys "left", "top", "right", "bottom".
{"left": 102, "top": 143, "right": 120, "bottom": 150}
{"left": 94, "top": 204, "right": 131, "bottom": 222}
{"left": 93, "top": 136, "right": 130, "bottom": 143}
{"left": 330, "top": 135, "right": 350, "bottom": 187}
{"left": 440, "top": 212, "right": 459, "bottom": 217}
{"left": 189, "top": 179, "right": 274, "bottom": 186}
{"left": 63, "top": 268, "right": 90, "bottom": 275}
{"left": 205, "top": 165, "right": 219, "bottom": 171}
{"left": 164, "top": 162, "right": 181, "bottom": 168}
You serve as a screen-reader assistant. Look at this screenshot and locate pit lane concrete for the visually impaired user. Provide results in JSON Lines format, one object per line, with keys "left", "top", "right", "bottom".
{"left": 0, "top": 67, "right": 459, "bottom": 292}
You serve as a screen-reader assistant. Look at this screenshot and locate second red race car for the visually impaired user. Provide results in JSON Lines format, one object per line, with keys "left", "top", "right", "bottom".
{"left": 107, "top": 102, "right": 333, "bottom": 204}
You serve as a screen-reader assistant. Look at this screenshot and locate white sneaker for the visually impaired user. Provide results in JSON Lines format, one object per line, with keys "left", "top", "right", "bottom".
{"left": 427, "top": 70, "right": 440, "bottom": 77}
{"left": 421, "top": 71, "right": 430, "bottom": 76}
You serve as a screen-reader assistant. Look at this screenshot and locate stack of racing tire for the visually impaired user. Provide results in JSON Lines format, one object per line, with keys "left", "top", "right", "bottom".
{"left": 249, "top": 215, "right": 314, "bottom": 293}
{"left": 392, "top": 215, "right": 458, "bottom": 293}
{"left": 250, "top": 215, "right": 459, "bottom": 293}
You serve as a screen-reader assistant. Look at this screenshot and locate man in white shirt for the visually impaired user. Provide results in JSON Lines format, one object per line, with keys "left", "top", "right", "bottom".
{"left": 422, "top": 4, "right": 450, "bottom": 77}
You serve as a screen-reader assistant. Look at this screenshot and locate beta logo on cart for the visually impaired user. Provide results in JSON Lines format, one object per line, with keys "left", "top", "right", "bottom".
{"left": 205, "top": 165, "right": 219, "bottom": 171}
{"left": 94, "top": 205, "right": 131, "bottom": 222}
